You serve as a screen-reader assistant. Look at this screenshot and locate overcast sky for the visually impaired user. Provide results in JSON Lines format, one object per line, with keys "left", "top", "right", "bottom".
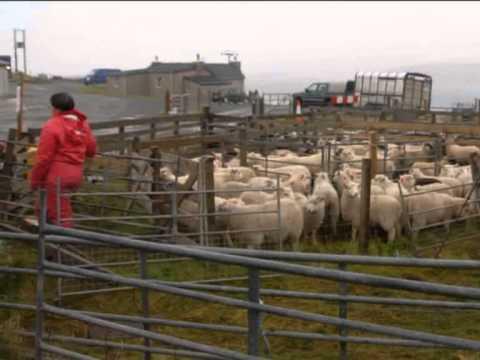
{"left": 1, "top": 1, "right": 479, "bottom": 82}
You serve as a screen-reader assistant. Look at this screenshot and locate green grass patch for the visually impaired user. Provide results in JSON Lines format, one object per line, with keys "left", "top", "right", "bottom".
{"left": 79, "top": 84, "right": 106, "bottom": 95}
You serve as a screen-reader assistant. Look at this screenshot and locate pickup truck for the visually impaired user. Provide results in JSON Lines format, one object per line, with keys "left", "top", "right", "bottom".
{"left": 292, "top": 81, "right": 357, "bottom": 109}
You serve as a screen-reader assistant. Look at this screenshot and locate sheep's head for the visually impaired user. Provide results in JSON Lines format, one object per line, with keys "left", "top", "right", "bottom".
{"left": 229, "top": 168, "right": 240, "bottom": 178}
{"left": 214, "top": 196, "right": 227, "bottom": 209}
{"left": 218, "top": 198, "right": 244, "bottom": 212}
{"left": 339, "top": 163, "right": 350, "bottom": 171}
{"left": 409, "top": 167, "right": 424, "bottom": 178}
{"left": 344, "top": 182, "right": 360, "bottom": 198}
{"left": 305, "top": 196, "right": 325, "bottom": 215}
{"left": 337, "top": 148, "right": 355, "bottom": 162}
{"left": 159, "top": 167, "right": 174, "bottom": 180}
{"left": 335, "top": 170, "right": 354, "bottom": 187}
{"left": 372, "top": 174, "right": 390, "bottom": 187}
{"left": 399, "top": 174, "right": 415, "bottom": 189}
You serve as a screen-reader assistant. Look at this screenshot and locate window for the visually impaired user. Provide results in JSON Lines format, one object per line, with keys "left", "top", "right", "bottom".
{"left": 306, "top": 83, "right": 318, "bottom": 92}
{"left": 156, "top": 76, "right": 162, "bottom": 88}
{"left": 317, "top": 83, "right": 328, "bottom": 93}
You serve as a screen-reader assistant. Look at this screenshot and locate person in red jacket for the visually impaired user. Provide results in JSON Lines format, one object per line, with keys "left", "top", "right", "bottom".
{"left": 30, "top": 93, "right": 96, "bottom": 227}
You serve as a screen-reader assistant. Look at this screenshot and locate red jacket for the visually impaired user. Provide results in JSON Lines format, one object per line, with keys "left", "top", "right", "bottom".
{"left": 30, "top": 109, "right": 97, "bottom": 189}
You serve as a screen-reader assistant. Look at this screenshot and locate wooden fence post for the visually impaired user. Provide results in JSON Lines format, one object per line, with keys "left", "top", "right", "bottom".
{"left": 165, "top": 90, "right": 170, "bottom": 114}
{"left": 469, "top": 152, "right": 480, "bottom": 212}
{"left": 205, "top": 106, "right": 214, "bottom": 135}
{"left": 369, "top": 131, "right": 378, "bottom": 177}
{"left": 359, "top": 159, "right": 372, "bottom": 254}
{"left": 433, "top": 137, "right": 443, "bottom": 176}
{"left": 239, "top": 125, "right": 248, "bottom": 167}
{"left": 150, "top": 147, "right": 163, "bottom": 228}
{"left": 201, "top": 108, "right": 209, "bottom": 153}
{"left": 173, "top": 118, "right": 180, "bottom": 136}
{"left": 202, "top": 156, "right": 216, "bottom": 245}
{"left": 150, "top": 122, "right": 156, "bottom": 140}
{"left": 259, "top": 96, "right": 265, "bottom": 117}
{"left": 118, "top": 125, "right": 125, "bottom": 155}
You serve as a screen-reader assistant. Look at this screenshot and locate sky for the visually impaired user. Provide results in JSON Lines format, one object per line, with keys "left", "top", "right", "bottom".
{"left": 1, "top": 1, "right": 480, "bottom": 86}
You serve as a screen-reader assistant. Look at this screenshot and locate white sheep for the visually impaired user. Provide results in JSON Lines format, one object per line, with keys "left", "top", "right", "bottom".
{"left": 247, "top": 176, "right": 279, "bottom": 191}
{"left": 341, "top": 182, "right": 402, "bottom": 243}
{"left": 215, "top": 181, "right": 250, "bottom": 199}
{"left": 281, "top": 172, "right": 311, "bottom": 195}
{"left": 253, "top": 164, "right": 311, "bottom": 181}
{"left": 178, "top": 196, "right": 228, "bottom": 235}
{"left": 253, "top": 164, "right": 312, "bottom": 195}
{"left": 410, "top": 168, "right": 464, "bottom": 197}
{"left": 240, "top": 186, "right": 294, "bottom": 205}
{"left": 445, "top": 137, "right": 480, "bottom": 164}
{"left": 251, "top": 152, "right": 325, "bottom": 175}
{"left": 440, "top": 164, "right": 473, "bottom": 196}
{"left": 405, "top": 192, "right": 469, "bottom": 238}
{"left": 302, "top": 194, "right": 326, "bottom": 245}
{"left": 226, "top": 167, "right": 256, "bottom": 183}
{"left": 372, "top": 175, "right": 401, "bottom": 200}
{"left": 336, "top": 148, "right": 395, "bottom": 174}
{"left": 409, "top": 161, "right": 436, "bottom": 176}
{"left": 312, "top": 172, "right": 340, "bottom": 236}
{"left": 218, "top": 198, "right": 304, "bottom": 249}
{"left": 159, "top": 166, "right": 189, "bottom": 185}
{"left": 399, "top": 174, "right": 455, "bottom": 197}
{"left": 271, "top": 149, "right": 297, "bottom": 157}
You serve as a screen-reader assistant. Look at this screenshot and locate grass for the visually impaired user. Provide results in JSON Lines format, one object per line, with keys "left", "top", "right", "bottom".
{"left": 79, "top": 84, "right": 107, "bottom": 95}
{"left": 2, "top": 158, "right": 480, "bottom": 358}
{"left": 1, "top": 227, "right": 480, "bottom": 359}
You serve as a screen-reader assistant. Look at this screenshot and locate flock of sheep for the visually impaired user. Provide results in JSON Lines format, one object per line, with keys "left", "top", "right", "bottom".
{"left": 129, "top": 133, "right": 480, "bottom": 249}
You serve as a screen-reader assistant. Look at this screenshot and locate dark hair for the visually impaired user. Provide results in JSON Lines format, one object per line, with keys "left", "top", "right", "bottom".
{"left": 50, "top": 92, "right": 75, "bottom": 111}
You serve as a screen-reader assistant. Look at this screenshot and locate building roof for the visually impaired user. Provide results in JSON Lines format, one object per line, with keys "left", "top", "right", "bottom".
{"left": 115, "top": 61, "right": 245, "bottom": 82}
{"left": 148, "top": 62, "right": 198, "bottom": 73}
{"left": 204, "top": 63, "right": 244, "bottom": 81}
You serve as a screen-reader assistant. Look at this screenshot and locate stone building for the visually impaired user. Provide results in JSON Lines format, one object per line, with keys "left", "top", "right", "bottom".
{"left": 106, "top": 59, "right": 245, "bottom": 113}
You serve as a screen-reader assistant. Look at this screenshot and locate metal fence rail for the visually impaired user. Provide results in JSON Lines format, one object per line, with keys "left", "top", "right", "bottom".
{"left": 1, "top": 191, "right": 480, "bottom": 358}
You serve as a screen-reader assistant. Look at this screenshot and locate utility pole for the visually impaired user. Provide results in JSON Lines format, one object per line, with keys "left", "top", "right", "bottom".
{"left": 13, "top": 29, "right": 27, "bottom": 74}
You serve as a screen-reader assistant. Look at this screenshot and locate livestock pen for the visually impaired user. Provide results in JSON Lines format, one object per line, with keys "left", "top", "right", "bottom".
{"left": 1, "top": 196, "right": 480, "bottom": 358}
{"left": 1, "top": 107, "right": 480, "bottom": 358}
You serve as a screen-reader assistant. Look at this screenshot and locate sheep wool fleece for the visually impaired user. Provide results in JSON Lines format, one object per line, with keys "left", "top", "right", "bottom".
{"left": 30, "top": 109, "right": 97, "bottom": 227}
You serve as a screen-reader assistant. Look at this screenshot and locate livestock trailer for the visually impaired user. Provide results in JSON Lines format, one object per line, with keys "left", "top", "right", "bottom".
{"left": 354, "top": 72, "right": 432, "bottom": 111}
